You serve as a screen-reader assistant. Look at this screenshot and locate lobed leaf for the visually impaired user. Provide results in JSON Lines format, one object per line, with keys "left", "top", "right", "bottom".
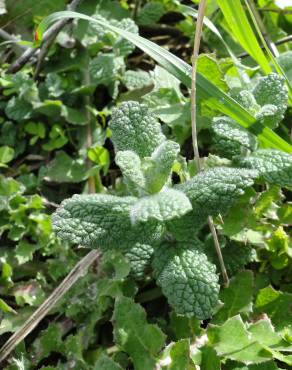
{"left": 113, "top": 297, "right": 166, "bottom": 370}
{"left": 208, "top": 315, "right": 272, "bottom": 363}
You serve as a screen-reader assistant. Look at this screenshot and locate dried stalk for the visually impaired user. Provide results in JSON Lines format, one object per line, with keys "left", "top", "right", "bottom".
{"left": 0, "top": 250, "right": 100, "bottom": 363}
{"left": 191, "top": 0, "right": 229, "bottom": 286}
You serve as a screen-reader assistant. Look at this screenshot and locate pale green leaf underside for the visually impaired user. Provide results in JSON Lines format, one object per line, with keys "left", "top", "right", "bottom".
{"left": 115, "top": 150, "right": 145, "bottom": 196}
{"left": 130, "top": 189, "right": 192, "bottom": 223}
{"left": 144, "top": 140, "right": 180, "bottom": 193}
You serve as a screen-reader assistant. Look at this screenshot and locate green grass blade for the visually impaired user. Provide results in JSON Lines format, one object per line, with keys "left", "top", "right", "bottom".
{"left": 217, "top": 0, "right": 272, "bottom": 74}
{"left": 244, "top": 0, "right": 292, "bottom": 103}
{"left": 35, "top": 11, "right": 292, "bottom": 153}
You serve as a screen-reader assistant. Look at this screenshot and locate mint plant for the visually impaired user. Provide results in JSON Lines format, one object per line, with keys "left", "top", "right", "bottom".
{"left": 52, "top": 98, "right": 292, "bottom": 320}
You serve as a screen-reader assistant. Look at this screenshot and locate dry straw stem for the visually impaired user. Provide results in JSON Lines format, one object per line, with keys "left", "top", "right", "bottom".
{"left": 0, "top": 249, "right": 100, "bottom": 364}
{"left": 191, "top": 0, "right": 229, "bottom": 286}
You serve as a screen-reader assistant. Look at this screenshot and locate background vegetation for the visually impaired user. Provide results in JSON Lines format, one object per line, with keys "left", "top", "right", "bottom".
{"left": 0, "top": 0, "right": 291, "bottom": 369}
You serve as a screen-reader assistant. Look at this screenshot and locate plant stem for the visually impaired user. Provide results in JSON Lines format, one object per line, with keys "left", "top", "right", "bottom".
{"left": 191, "top": 0, "right": 229, "bottom": 286}
{"left": 0, "top": 250, "right": 100, "bottom": 364}
{"left": 84, "top": 66, "right": 96, "bottom": 194}
{"left": 191, "top": 0, "right": 206, "bottom": 173}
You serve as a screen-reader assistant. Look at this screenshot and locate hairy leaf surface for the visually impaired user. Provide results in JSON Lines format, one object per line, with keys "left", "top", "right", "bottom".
{"left": 52, "top": 194, "right": 163, "bottom": 249}
{"left": 152, "top": 241, "right": 219, "bottom": 319}
{"left": 236, "top": 149, "right": 292, "bottom": 188}
{"left": 177, "top": 168, "right": 257, "bottom": 220}
{"left": 110, "top": 101, "right": 165, "bottom": 158}
{"left": 130, "top": 189, "right": 192, "bottom": 223}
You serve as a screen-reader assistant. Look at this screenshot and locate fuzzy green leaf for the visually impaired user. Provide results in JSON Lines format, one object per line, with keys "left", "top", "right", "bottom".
{"left": 130, "top": 189, "right": 192, "bottom": 223}
{"left": 144, "top": 140, "right": 180, "bottom": 193}
{"left": 212, "top": 117, "right": 257, "bottom": 158}
{"left": 110, "top": 101, "right": 165, "bottom": 158}
{"left": 177, "top": 167, "right": 257, "bottom": 220}
{"left": 52, "top": 194, "right": 163, "bottom": 249}
{"left": 115, "top": 150, "right": 145, "bottom": 196}
{"left": 236, "top": 149, "right": 292, "bottom": 188}
{"left": 122, "top": 70, "right": 152, "bottom": 90}
{"left": 90, "top": 53, "right": 124, "bottom": 86}
{"left": 152, "top": 241, "right": 219, "bottom": 319}
{"left": 122, "top": 243, "right": 154, "bottom": 280}
{"left": 252, "top": 74, "right": 288, "bottom": 128}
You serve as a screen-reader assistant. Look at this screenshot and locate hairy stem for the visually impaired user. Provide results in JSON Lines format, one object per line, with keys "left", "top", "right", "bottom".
{"left": 191, "top": 0, "right": 229, "bottom": 286}
{"left": 0, "top": 250, "right": 100, "bottom": 363}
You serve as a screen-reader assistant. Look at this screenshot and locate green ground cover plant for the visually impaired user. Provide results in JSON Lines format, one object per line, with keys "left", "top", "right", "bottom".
{"left": 0, "top": 0, "right": 291, "bottom": 369}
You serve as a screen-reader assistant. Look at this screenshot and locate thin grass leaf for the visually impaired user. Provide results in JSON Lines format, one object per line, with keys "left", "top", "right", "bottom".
{"left": 244, "top": 0, "right": 292, "bottom": 103}
{"left": 35, "top": 11, "right": 292, "bottom": 153}
{"left": 217, "top": 0, "right": 272, "bottom": 74}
